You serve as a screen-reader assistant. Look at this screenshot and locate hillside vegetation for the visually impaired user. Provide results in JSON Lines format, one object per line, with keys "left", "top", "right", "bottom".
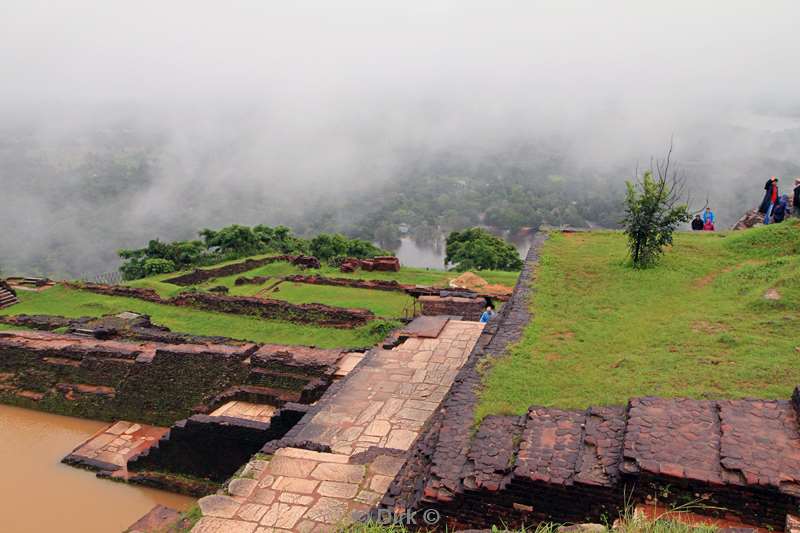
{"left": 478, "top": 220, "right": 800, "bottom": 419}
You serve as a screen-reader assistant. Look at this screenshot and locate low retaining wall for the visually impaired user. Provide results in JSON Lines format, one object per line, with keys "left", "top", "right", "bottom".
{"left": 63, "top": 281, "right": 163, "bottom": 303}
{"left": 419, "top": 295, "right": 486, "bottom": 321}
{"left": 0, "top": 331, "right": 348, "bottom": 425}
{"left": 66, "top": 282, "right": 375, "bottom": 328}
{"left": 283, "top": 274, "right": 410, "bottom": 293}
{"left": 171, "top": 291, "right": 374, "bottom": 328}
{"left": 164, "top": 255, "right": 298, "bottom": 286}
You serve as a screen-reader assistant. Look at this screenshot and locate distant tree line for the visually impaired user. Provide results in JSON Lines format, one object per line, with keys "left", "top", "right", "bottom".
{"left": 311, "top": 172, "right": 624, "bottom": 249}
{"left": 118, "top": 224, "right": 388, "bottom": 280}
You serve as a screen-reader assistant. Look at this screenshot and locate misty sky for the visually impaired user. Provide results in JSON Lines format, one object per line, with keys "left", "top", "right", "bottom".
{"left": 1, "top": 1, "right": 799, "bottom": 275}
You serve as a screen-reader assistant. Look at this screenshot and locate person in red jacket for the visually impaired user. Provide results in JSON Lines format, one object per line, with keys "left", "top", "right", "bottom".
{"left": 703, "top": 220, "right": 715, "bottom": 231}
{"left": 762, "top": 177, "right": 779, "bottom": 224}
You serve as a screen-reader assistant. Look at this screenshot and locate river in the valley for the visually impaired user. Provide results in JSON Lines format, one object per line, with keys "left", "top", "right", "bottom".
{"left": 0, "top": 404, "right": 194, "bottom": 533}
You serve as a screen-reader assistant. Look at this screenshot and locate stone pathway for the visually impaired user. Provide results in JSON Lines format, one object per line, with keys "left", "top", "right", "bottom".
{"left": 192, "top": 319, "right": 484, "bottom": 533}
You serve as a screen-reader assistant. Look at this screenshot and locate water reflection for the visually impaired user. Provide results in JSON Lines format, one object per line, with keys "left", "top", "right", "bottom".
{"left": 391, "top": 231, "right": 535, "bottom": 270}
{"left": 0, "top": 405, "right": 194, "bottom": 533}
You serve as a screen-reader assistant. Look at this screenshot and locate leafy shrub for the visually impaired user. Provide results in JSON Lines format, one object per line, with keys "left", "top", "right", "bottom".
{"left": 142, "top": 258, "right": 176, "bottom": 276}
{"left": 621, "top": 170, "right": 690, "bottom": 268}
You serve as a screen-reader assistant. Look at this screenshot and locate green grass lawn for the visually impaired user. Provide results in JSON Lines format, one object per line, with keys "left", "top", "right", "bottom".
{"left": 0, "top": 286, "right": 394, "bottom": 349}
{"left": 477, "top": 220, "right": 800, "bottom": 420}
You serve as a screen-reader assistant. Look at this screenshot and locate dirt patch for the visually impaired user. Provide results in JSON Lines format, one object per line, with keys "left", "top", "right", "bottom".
{"left": 764, "top": 288, "right": 782, "bottom": 301}
{"left": 693, "top": 260, "right": 765, "bottom": 288}
{"left": 691, "top": 321, "right": 730, "bottom": 334}
{"left": 544, "top": 330, "right": 575, "bottom": 342}
{"left": 544, "top": 353, "right": 563, "bottom": 362}
{"left": 449, "top": 272, "right": 513, "bottom": 297}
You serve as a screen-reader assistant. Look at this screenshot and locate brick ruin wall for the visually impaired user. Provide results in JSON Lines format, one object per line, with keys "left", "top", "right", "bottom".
{"left": 170, "top": 291, "right": 374, "bottom": 328}
{"left": 126, "top": 406, "right": 308, "bottom": 486}
{"left": 419, "top": 295, "right": 487, "bottom": 321}
{"left": 382, "top": 233, "right": 800, "bottom": 531}
{"left": 65, "top": 282, "right": 375, "bottom": 328}
{"left": 0, "top": 330, "right": 348, "bottom": 426}
{"left": 283, "top": 274, "right": 410, "bottom": 293}
{"left": 163, "top": 255, "right": 298, "bottom": 286}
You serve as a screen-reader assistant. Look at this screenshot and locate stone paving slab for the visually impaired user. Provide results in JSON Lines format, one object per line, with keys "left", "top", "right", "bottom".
{"left": 211, "top": 401, "right": 277, "bottom": 423}
{"left": 400, "top": 316, "right": 450, "bottom": 338}
{"left": 63, "top": 419, "right": 167, "bottom": 475}
{"left": 193, "top": 320, "right": 484, "bottom": 533}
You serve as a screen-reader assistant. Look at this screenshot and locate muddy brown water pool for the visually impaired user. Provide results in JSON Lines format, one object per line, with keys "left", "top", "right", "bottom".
{"left": 0, "top": 404, "right": 194, "bottom": 533}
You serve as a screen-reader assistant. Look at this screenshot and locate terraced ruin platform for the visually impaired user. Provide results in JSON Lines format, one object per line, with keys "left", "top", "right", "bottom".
{"left": 190, "top": 319, "right": 485, "bottom": 532}
{"left": 64, "top": 420, "right": 167, "bottom": 475}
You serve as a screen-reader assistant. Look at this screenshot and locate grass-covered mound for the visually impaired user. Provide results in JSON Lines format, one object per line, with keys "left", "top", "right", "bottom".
{"left": 0, "top": 285, "right": 394, "bottom": 349}
{"left": 478, "top": 220, "right": 800, "bottom": 419}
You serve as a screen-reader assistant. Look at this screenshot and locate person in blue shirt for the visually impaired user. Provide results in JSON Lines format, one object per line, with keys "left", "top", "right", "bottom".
{"left": 702, "top": 207, "right": 715, "bottom": 225}
{"left": 479, "top": 304, "right": 495, "bottom": 323}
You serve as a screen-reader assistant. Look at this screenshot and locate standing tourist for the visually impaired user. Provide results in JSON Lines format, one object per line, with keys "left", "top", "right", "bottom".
{"left": 772, "top": 195, "right": 789, "bottom": 223}
{"left": 760, "top": 177, "right": 779, "bottom": 224}
{"left": 702, "top": 207, "right": 715, "bottom": 226}
{"left": 794, "top": 178, "right": 800, "bottom": 217}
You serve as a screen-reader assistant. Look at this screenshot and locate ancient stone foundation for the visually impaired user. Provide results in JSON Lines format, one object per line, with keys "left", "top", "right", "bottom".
{"left": 419, "top": 294, "right": 486, "bottom": 321}
{"left": 164, "top": 255, "right": 299, "bottom": 286}
{"left": 393, "top": 395, "right": 800, "bottom": 531}
{"left": 170, "top": 291, "right": 374, "bottom": 328}
{"left": 340, "top": 256, "right": 401, "bottom": 273}
{"left": 0, "top": 330, "right": 350, "bottom": 425}
{"left": 67, "top": 282, "right": 375, "bottom": 328}
{"left": 283, "top": 274, "right": 410, "bottom": 293}
{"left": 127, "top": 405, "right": 308, "bottom": 485}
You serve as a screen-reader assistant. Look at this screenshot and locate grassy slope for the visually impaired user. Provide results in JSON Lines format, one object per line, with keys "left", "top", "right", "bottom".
{"left": 0, "top": 286, "right": 391, "bottom": 349}
{"left": 477, "top": 220, "right": 800, "bottom": 419}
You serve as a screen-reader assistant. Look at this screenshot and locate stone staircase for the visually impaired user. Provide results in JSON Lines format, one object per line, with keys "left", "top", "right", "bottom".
{"left": 0, "top": 284, "right": 19, "bottom": 309}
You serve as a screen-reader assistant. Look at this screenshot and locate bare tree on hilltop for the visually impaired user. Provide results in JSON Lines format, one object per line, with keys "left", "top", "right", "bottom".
{"left": 622, "top": 141, "right": 691, "bottom": 268}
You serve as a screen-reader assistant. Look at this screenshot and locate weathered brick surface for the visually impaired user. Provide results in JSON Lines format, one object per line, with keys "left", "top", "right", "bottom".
{"left": 0, "top": 331, "right": 343, "bottom": 426}
{"left": 128, "top": 405, "right": 307, "bottom": 484}
{"left": 621, "top": 397, "right": 724, "bottom": 483}
{"left": 718, "top": 399, "right": 800, "bottom": 495}
{"left": 284, "top": 274, "right": 410, "bottom": 293}
{"left": 164, "top": 255, "right": 298, "bottom": 286}
{"left": 575, "top": 406, "right": 626, "bottom": 487}
{"left": 170, "top": 291, "right": 374, "bottom": 328}
{"left": 419, "top": 295, "right": 486, "bottom": 321}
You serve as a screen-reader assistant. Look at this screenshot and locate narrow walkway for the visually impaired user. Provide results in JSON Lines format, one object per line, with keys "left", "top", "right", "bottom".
{"left": 192, "top": 320, "right": 484, "bottom": 533}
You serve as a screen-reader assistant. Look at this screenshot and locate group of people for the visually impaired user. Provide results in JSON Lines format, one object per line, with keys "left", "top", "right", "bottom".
{"left": 691, "top": 207, "right": 716, "bottom": 231}
{"left": 760, "top": 176, "right": 800, "bottom": 225}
